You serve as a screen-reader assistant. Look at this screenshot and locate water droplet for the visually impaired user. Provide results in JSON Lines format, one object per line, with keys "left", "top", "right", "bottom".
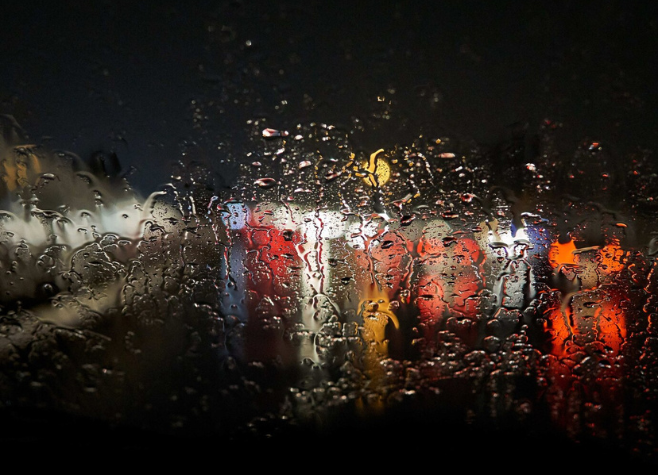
{"left": 262, "top": 128, "right": 289, "bottom": 139}
{"left": 254, "top": 177, "right": 277, "bottom": 188}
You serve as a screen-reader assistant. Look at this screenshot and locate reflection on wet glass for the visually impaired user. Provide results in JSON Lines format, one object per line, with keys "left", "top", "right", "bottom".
{"left": 1, "top": 115, "right": 657, "bottom": 462}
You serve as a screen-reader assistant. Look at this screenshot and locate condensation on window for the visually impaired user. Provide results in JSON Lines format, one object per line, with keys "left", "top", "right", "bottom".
{"left": 1, "top": 113, "right": 657, "bottom": 463}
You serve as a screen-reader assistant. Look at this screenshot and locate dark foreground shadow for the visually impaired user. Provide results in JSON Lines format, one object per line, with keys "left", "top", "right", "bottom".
{"left": 1, "top": 406, "right": 654, "bottom": 470}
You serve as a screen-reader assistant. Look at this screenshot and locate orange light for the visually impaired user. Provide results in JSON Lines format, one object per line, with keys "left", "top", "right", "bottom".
{"left": 548, "top": 238, "right": 577, "bottom": 270}
{"left": 544, "top": 237, "right": 627, "bottom": 359}
{"left": 597, "top": 241, "right": 625, "bottom": 275}
{"left": 594, "top": 303, "right": 626, "bottom": 354}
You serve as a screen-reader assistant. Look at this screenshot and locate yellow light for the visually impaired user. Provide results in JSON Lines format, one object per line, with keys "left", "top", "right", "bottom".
{"left": 1, "top": 146, "right": 42, "bottom": 192}
{"left": 359, "top": 284, "right": 400, "bottom": 359}
{"left": 362, "top": 149, "right": 391, "bottom": 187}
{"left": 355, "top": 286, "right": 399, "bottom": 416}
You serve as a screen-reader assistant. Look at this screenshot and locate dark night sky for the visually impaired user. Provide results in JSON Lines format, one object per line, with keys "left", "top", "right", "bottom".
{"left": 1, "top": 1, "right": 656, "bottom": 194}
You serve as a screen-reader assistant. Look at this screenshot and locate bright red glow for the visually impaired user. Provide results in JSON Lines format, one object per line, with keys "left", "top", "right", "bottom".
{"left": 415, "top": 235, "right": 485, "bottom": 346}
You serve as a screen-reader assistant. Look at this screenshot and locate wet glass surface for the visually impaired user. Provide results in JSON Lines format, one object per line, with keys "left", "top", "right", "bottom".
{"left": 1, "top": 1, "right": 657, "bottom": 468}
